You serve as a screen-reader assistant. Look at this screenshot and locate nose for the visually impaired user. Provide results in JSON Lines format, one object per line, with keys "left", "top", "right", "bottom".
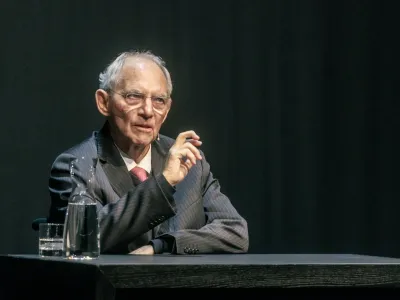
{"left": 138, "top": 97, "right": 154, "bottom": 119}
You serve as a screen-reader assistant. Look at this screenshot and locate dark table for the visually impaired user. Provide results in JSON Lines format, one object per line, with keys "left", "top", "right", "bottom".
{"left": 1, "top": 253, "right": 400, "bottom": 298}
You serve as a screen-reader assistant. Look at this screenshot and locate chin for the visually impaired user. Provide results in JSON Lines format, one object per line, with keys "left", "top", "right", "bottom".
{"left": 129, "top": 133, "right": 155, "bottom": 146}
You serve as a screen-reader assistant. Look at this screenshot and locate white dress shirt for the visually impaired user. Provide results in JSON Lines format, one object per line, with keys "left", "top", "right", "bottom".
{"left": 115, "top": 144, "right": 152, "bottom": 174}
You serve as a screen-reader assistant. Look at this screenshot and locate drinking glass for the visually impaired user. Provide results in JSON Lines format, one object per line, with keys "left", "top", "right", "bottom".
{"left": 39, "top": 223, "right": 64, "bottom": 257}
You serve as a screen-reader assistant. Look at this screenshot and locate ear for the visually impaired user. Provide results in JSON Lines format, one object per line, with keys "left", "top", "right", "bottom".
{"left": 162, "top": 98, "right": 172, "bottom": 123}
{"left": 95, "top": 89, "right": 110, "bottom": 117}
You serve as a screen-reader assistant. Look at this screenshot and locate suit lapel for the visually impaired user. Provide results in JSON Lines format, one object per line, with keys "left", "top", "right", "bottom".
{"left": 150, "top": 136, "right": 174, "bottom": 236}
{"left": 150, "top": 139, "right": 168, "bottom": 177}
{"left": 96, "top": 122, "right": 133, "bottom": 198}
{"left": 96, "top": 123, "right": 174, "bottom": 237}
{"left": 96, "top": 122, "right": 172, "bottom": 198}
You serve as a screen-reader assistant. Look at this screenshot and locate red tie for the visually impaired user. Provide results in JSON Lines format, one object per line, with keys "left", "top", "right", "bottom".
{"left": 130, "top": 166, "right": 148, "bottom": 182}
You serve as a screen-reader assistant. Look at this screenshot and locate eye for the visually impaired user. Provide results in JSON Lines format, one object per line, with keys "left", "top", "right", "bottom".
{"left": 153, "top": 97, "right": 166, "bottom": 104}
{"left": 125, "top": 93, "right": 143, "bottom": 101}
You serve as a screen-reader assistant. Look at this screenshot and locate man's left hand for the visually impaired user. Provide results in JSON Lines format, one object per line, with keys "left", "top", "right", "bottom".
{"left": 129, "top": 245, "right": 155, "bottom": 255}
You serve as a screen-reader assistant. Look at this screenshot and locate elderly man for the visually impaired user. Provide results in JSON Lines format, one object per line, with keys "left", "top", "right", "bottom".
{"left": 48, "top": 50, "right": 249, "bottom": 255}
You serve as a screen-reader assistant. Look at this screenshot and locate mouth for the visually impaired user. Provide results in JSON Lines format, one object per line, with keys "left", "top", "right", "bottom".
{"left": 134, "top": 124, "right": 154, "bottom": 133}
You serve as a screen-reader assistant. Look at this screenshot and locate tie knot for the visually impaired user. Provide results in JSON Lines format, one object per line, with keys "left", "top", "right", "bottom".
{"left": 130, "top": 166, "right": 148, "bottom": 182}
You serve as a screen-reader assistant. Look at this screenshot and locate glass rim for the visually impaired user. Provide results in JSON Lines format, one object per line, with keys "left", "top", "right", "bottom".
{"left": 39, "top": 223, "right": 64, "bottom": 227}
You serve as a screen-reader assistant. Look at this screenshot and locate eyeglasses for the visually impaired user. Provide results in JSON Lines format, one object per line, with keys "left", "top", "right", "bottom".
{"left": 108, "top": 89, "right": 170, "bottom": 111}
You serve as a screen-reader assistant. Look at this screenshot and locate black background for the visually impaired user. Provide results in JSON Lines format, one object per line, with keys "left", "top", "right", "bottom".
{"left": 1, "top": 0, "right": 399, "bottom": 257}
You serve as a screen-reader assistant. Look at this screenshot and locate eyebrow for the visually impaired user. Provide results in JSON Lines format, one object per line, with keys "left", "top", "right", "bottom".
{"left": 125, "top": 89, "right": 168, "bottom": 98}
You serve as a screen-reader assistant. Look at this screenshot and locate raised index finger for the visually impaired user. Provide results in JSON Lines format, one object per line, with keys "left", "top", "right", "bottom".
{"left": 175, "top": 130, "right": 200, "bottom": 145}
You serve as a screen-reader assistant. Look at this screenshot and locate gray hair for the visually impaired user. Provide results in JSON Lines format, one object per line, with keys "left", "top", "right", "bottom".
{"left": 98, "top": 50, "right": 173, "bottom": 96}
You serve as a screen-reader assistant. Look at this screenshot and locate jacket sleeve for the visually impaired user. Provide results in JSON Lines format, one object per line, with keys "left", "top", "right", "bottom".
{"left": 47, "top": 151, "right": 177, "bottom": 253}
{"left": 157, "top": 152, "right": 249, "bottom": 254}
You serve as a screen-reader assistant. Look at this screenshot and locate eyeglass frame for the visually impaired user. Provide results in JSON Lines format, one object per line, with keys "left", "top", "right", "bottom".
{"left": 107, "top": 89, "right": 171, "bottom": 110}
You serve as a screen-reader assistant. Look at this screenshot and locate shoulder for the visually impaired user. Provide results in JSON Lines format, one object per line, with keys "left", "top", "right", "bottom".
{"left": 158, "top": 133, "right": 175, "bottom": 149}
{"left": 155, "top": 134, "right": 175, "bottom": 152}
{"left": 51, "top": 131, "right": 98, "bottom": 167}
{"left": 64, "top": 132, "right": 98, "bottom": 157}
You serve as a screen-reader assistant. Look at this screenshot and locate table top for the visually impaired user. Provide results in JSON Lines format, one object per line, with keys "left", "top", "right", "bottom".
{"left": 4, "top": 253, "right": 400, "bottom": 289}
{"left": 5, "top": 253, "right": 400, "bottom": 266}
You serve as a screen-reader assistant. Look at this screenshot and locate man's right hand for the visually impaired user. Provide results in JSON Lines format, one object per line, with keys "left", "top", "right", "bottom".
{"left": 162, "top": 130, "right": 203, "bottom": 186}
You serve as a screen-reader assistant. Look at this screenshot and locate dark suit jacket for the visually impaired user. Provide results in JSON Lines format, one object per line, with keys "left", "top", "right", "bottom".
{"left": 48, "top": 122, "right": 249, "bottom": 255}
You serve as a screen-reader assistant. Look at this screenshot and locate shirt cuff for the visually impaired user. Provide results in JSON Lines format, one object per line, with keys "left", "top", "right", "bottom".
{"left": 150, "top": 237, "right": 175, "bottom": 254}
{"left": 155, "top": 173, "right": 176, "bottom": 197}
{"left": 150, "top": 239, "right": 165, "bottom": 254}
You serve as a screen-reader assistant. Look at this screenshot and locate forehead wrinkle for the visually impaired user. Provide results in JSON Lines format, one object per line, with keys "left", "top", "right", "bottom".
{"left": 117, "top": 59, "right": 168, "bottom": 95}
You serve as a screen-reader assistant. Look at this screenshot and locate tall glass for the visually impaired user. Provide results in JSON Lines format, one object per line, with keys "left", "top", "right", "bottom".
{"left": 63, "top": 156, "right": 100, "bottom": 260}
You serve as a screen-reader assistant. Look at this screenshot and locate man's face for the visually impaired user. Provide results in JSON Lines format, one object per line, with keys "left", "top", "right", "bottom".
{"left": 107, "top": 58, "right": 171, "bottom": 146}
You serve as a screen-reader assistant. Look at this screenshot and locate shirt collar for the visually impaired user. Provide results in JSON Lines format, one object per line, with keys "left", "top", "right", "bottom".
{"left": 115, "top": 144, "right": 152, "bottom": 174}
